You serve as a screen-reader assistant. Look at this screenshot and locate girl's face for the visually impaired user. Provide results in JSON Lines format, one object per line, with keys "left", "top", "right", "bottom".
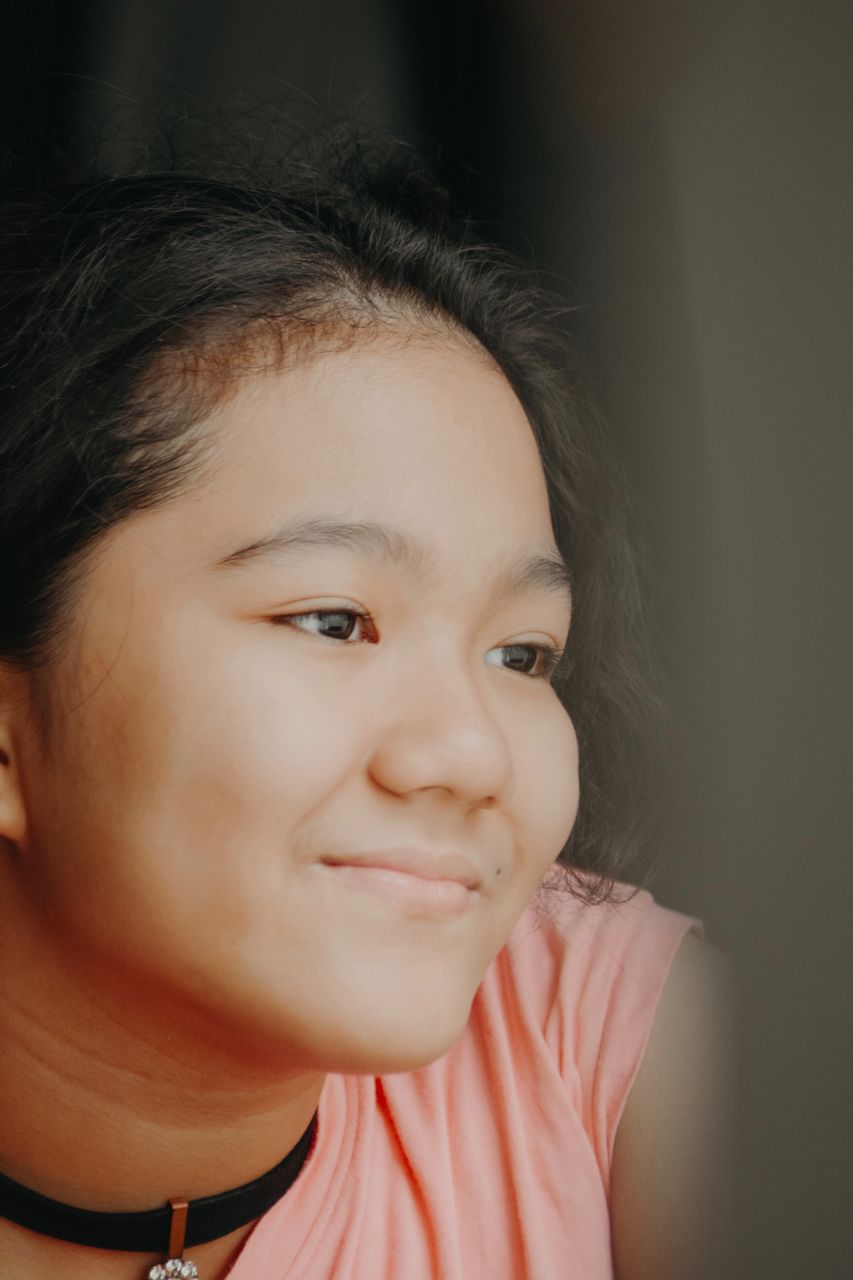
{"left": 14, "top": 330, "right": 578, "bottom": 1074}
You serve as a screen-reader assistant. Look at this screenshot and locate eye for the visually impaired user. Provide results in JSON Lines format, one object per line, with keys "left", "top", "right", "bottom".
{"left": 271, "top": 611, "right": 563, "bottom": 679}
{"left": 486, "top": 642, "right": 564, "bottom": 681}
{"left": 271, "top": 608, "right": 378, "bottom": 643}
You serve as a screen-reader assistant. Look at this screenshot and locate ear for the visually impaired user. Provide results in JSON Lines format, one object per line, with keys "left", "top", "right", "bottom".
{"left": 0, "top": 664, "right": 29, "bottom": 848}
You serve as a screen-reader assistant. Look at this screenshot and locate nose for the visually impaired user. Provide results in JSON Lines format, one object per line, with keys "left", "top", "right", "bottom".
{"left": 366, "top": 657, "right": 515, "bottom": 809}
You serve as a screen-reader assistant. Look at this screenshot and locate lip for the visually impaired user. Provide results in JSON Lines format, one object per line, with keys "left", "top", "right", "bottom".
{"left": 319, "top": 848, "right": 483, "bottom": 890}
{"left": 317, "top": 849, "right": 484, "bottom": 918}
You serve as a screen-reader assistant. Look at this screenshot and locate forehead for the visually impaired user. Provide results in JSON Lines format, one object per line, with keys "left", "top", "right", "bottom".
{"left": 193, "top": 329, "right": 555, "bottom": 548}
{"left": 97, "top": 329, "right": 564, "bottom": 605}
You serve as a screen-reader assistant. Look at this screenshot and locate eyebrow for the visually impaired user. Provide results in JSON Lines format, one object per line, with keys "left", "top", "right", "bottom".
{"left": 214, "top": 517, "right": 573, "bottom": 607}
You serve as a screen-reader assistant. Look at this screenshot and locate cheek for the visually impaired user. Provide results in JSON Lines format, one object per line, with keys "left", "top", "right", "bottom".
{"left": 514, "top": 700, "right": 579, "bottom": 872}
{"left": 27, "top": 633, "right": 361, "bottom": 950}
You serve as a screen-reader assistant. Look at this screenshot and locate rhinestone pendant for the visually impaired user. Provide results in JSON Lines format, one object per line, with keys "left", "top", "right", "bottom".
{"left": 147, "top": 1259, "right": 198, "bottom": 1278}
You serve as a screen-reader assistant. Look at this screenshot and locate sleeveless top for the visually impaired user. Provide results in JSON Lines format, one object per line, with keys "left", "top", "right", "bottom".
{"left": 228, "top": 877, "right": 703, "bottom": 1279}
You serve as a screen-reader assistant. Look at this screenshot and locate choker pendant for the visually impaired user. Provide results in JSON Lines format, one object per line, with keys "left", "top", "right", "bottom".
{"left": 147, "top": 1199, "right": 199, "bottom": 1280}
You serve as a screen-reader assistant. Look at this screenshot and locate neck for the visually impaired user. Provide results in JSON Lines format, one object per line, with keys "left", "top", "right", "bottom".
{"left": 0, "top": 909, "right": 325, "bottom": 1280}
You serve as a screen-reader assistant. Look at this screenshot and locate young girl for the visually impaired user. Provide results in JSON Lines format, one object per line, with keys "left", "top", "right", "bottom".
{"left": 0, "top": 141, "right": 735, "bottom": 1279}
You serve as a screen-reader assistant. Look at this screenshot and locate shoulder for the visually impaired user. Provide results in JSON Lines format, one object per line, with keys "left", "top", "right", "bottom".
{"left": 609, "top": 932, "right": 738, "bottom": 1280}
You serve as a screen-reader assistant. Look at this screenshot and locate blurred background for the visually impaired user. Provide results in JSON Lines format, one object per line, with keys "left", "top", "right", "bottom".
{"left": 3, "top": 2, "right": 852, "bottom": 1275}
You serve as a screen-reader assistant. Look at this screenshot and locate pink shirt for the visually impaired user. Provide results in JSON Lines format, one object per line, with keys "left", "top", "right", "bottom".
{"left": 230, "top": 878, "right": 703, "bottom": 1279}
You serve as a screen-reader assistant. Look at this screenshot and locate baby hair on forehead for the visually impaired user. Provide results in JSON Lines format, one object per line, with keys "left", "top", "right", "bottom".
{"left": 0, "top": 124, "right": 667, "bottom": 907}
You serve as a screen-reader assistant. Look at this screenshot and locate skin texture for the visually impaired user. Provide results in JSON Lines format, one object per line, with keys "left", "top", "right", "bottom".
{"left": 0, "top": 329, "right": 579, "bottom": 1278}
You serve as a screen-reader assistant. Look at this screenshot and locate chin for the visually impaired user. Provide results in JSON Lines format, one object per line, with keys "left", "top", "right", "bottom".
{"left": 333, "top": 1036, "right": 464, "bottom": 1077}
{"left": 212, "top": 963, "right": 480, "bottom": 1075}
{"left": 381, "top": 1027, "right": 466, "bottom": 1073}
{"left": 293, "top": 1005, "right": 473, "bottom": 1077}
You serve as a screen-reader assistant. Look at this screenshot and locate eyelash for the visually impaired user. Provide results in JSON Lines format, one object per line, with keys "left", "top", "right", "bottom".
{"left": 272, "top": 609, "right": 564, "bottom": 682}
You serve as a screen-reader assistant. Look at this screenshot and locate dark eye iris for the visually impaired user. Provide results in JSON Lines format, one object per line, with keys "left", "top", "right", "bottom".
{"left": 501, "top": 644, "right": 539, "bottom": 674}
{"left": 311, "top": 611, "right": 359, "bottom": 640}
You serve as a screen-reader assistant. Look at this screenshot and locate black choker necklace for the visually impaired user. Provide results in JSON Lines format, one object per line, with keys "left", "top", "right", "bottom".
{"left": 0, "top": 1110, "right": 318, "bottom": 1279}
